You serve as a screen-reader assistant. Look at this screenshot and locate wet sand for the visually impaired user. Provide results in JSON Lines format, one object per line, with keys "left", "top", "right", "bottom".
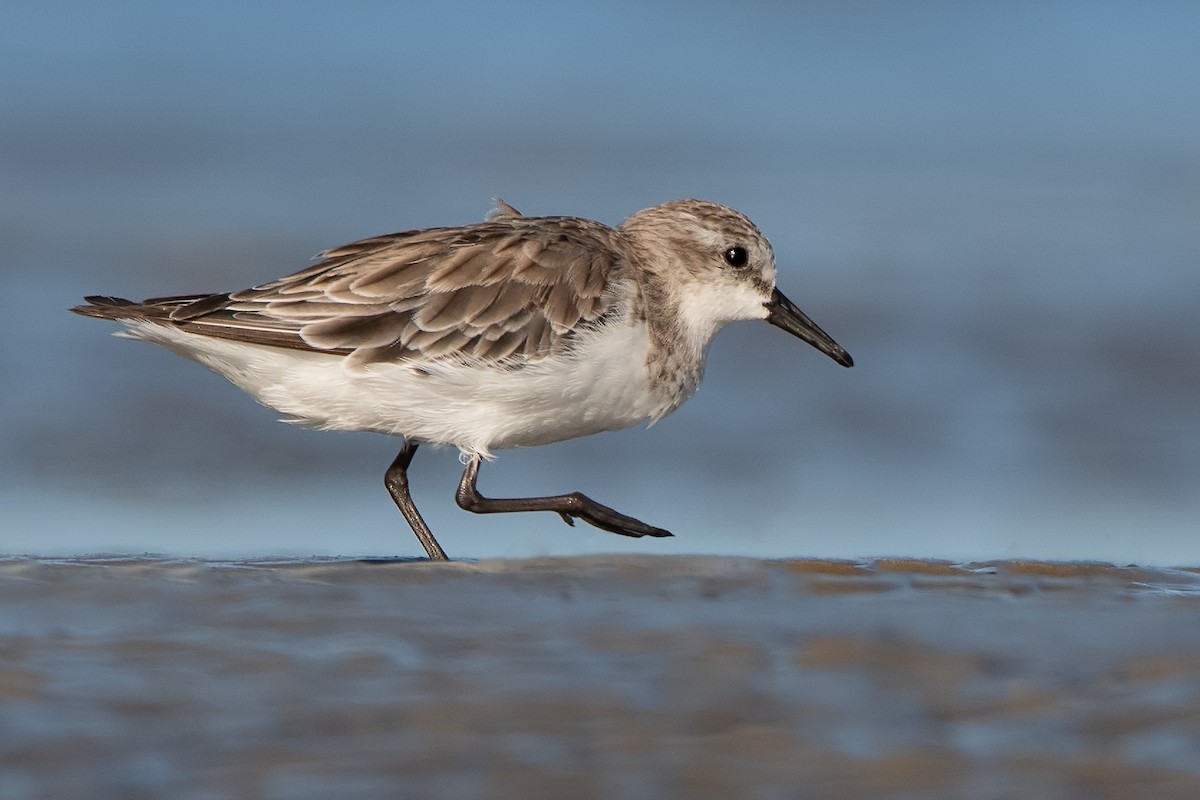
{"left": 2, "top": 555, "right": 1199, "bottom": 799}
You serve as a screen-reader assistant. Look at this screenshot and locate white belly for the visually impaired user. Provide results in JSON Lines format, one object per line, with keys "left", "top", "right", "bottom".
{"left": 121, "top": 317, "right": 679, "bottom": 457}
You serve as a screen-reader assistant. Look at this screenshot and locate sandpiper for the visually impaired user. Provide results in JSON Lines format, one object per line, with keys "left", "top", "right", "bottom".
{"left": 72, "top": 199, "right": 852, "bottom": 560}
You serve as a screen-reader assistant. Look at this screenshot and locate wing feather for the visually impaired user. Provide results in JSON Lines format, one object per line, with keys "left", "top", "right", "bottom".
{"left": 465, "top": 283, "right": 539, "bottom": 329}
{"left": 300, "top": 312, "right": 410, "bottom": 350}
{"left": 146, "top": 214, "right": 626, "bottom": 365}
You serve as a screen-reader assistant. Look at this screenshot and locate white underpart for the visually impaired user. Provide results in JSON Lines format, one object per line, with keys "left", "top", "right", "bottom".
{"left": 119, "top": 315, "right": 660, "bottom": 458}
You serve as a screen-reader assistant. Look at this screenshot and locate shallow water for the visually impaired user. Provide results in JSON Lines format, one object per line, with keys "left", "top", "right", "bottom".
{"left": 3, "top": 556, "right": 1199, "bottom": 798}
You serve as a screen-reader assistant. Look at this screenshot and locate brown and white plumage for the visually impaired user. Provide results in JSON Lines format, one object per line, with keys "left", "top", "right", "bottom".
{"left": 73, "top": 199, "right": 852, "bottom": 558}
{"left": 79, "top": 206, "right": 623, "bottom": 369}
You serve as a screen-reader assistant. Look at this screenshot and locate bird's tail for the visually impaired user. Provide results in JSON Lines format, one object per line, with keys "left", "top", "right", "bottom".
{"left": 70, "top": 294, "right": 226, "bottom": 322}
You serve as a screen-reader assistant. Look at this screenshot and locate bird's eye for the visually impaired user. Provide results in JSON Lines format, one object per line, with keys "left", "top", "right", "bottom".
{"left": 723, "top": 246, "right": 749, "bottom": 268}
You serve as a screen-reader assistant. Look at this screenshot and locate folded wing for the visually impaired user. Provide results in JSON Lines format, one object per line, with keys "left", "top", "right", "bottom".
{"left": 76, "top": 215, "right": 625, "bottom": 368}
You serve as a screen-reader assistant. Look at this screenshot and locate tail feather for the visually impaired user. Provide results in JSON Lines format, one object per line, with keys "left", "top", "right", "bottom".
{"left": 70, "top": 294, "right": 221, "bottom": 321}
{"left": 70, "top": 295, "right": 143, "bottom": 321}
{"left": 71, "top": 292, "right": 317, "bottom": 352}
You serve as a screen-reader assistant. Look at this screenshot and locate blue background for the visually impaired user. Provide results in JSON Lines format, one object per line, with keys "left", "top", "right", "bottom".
{"left": 4, "top": 1, "right": 1198, "bottom": 562}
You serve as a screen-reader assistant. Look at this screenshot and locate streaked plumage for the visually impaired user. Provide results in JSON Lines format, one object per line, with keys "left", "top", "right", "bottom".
{"left": 73, "top": 199, "right": 852, "bottom": 559}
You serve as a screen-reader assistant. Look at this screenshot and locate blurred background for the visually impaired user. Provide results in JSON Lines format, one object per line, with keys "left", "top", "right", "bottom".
{"left": 3, "top": 1, "right": 1197, "bottom": 563}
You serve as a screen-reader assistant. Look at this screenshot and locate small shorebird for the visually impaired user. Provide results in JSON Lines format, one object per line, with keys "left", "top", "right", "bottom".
{"left": 73, "top": 199, "right": 852, "bottom": 560}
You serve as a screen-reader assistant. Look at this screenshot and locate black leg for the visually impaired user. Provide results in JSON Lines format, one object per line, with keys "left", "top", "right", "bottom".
{"left": 454, "top": 455, "right": 672, "bottom": 539}
{"left": 384, "top": 441, "right": 449, "bottom": 561}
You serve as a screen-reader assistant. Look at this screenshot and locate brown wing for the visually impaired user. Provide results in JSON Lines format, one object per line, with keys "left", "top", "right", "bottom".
{"left": 111, "top": 215, "right": 626, "bottom": 367}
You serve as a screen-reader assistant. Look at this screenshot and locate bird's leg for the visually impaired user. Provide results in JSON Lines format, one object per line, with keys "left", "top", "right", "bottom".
{"left": 384, "top": 441, "right": 449, "bottom": 561}
{"left": 454, "top": 455, "right": 673, "bottom": 539}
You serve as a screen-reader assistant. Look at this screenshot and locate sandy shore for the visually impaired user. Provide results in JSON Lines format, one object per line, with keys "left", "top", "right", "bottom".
{"left": 2, "top": 555, "right": 1199, "bottom": 799}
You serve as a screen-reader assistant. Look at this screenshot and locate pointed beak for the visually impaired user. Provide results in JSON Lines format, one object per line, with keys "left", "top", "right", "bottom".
{"left": 765, "top": 288, "right": 853, "bottom": 367}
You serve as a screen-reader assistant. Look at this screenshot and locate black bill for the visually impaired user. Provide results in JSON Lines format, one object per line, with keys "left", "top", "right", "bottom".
{"left": 765, "top": 288, "right": 853, "bottom": 367}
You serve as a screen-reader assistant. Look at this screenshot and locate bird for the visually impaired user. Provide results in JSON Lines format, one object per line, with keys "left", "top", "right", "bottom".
{"left": 72, "top": 199, "right": 852, "bottom": 560}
